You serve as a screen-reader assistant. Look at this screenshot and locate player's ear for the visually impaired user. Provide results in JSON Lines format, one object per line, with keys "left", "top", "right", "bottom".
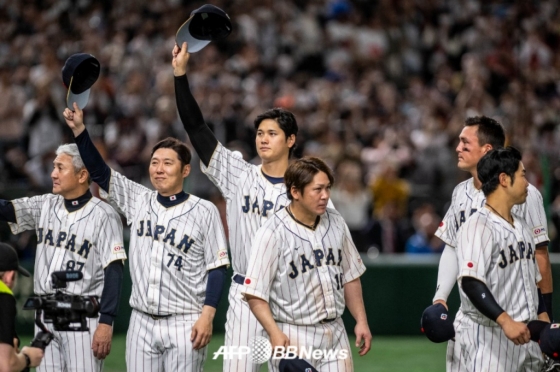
{"left": 78, "top": 168, "right": 89, "bottom": 184}
{"left": 290, "top": 186, "right": 300, "bottom": 200}
{"left": 498, "top": 172, "right": 509, "bottom": 187}
{"left": 182, "top": 164, "right": 191, "bottom": 178}
{"left": 286, "top": 134, "right": 296, "bottom": 148}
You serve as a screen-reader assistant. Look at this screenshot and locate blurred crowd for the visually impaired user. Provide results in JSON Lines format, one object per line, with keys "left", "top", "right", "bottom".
{"left": 1, "top": 0, "right": 560, "bottom": 256}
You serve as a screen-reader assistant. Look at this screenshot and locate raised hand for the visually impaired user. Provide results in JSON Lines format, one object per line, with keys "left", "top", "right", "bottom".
{"left": 62, "top": 102, "right": 86, "bottom": 136}
{"left": 172, "top": 42, "right": 190, "bottom": 76}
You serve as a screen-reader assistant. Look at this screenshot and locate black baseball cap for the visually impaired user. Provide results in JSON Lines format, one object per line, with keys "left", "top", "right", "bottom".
{"left": 279, "top": 356, "right": 318, "bottom": 372}
{"left": 0, "top": 243, "right": 30, "bottom": 277}
{"left": 61, "top": 53, "right": 100, "bottom": 110}
{"left": 529, "top": 320, "right": 560, "bottom": 360}
{"left": 176, "top": 4, "right": 232, "bottom": 53}
{"left": 421, "top": 303, "right": 455, "bottom": 343}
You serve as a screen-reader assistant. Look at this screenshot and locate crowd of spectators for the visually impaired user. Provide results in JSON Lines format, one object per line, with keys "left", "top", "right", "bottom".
{"left": 1, "top": 0, "right": 560, "bottom": 257}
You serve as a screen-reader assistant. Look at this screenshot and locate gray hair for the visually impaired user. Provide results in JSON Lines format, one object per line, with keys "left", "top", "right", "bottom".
{"left": 55, "top": 144, "right": 91, "bottom": 185}
{"left": 56, "top": 144, "right": 86, "bottom": 173}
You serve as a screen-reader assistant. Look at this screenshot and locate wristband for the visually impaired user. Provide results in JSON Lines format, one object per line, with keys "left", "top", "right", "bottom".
{"left": 23, "top": 352, "right": 31, "bottom": 368}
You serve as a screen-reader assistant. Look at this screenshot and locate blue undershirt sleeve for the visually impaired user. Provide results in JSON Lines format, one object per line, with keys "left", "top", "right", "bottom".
{"left": 204, "top": 266, "right": 227, "bottom": 308}
{"left": 99, "top": 261, "right": 124, "bottom": 325}
{"left": 74, "top": 128, "right": 111, "bottom": 192}
{"left": 0, "top": 200, "right": 16, "bottom": 223}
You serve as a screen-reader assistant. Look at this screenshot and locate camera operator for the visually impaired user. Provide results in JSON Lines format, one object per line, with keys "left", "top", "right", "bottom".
{"left": 0, "top": 144, "right": 126, "bottom": 371}
{"left": 0, "top": 243, "right": 44, "bottom": 372}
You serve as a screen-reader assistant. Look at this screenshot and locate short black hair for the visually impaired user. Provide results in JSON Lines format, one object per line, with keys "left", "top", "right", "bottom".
{"left": 285, "top": 157, "right": 334, "bottom": 201}
{"left": 477, "top": 146, "right": 522, "bottom": 196}
{"left": 254, "top": 108, "right": 299, "bottom": 157}
{"left": 465, "top": 116, "right": 506, "bottom": 150}
{"left": 151, "top": 137, "right": 192, "bottom": 167}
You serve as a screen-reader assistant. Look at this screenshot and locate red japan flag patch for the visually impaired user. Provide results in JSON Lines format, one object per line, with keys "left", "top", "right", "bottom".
{"left": 463, "top": 261, "right": 477, "bottom": 271}
{"left": 533, "top": 226, "right": 546, "bottom": 237}
{"left": 244, "top": 276, "right": 256, "bottom": 288}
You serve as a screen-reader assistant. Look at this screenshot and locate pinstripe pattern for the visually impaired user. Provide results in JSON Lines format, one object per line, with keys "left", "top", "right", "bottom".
{"left": 36, "top": 309, "right": 103, "bottom": 371}
{"left": 201, "top": 143, "right": 290, "bottom": 372}
{"left": 454, "top": 316, "right": 543, "bottom": 371}
{"left": 436, "top": 178, "right": 549, "bottom": 248}
{"left": 201, "top": 143, "right": 290, "bottom": 276}
{"left": 201, "top": 144, "right": 337, "bottom": 371}
{"left": 446, "top": 310, "right": 466, "bottom": 372}
{"left": 454, "top": 208, "right": 543, "bottom": 371}
{"left": 9, "top": 194, "right": 126, "bottom": 296}
{"left": 435, "top": 178, "right": 548, "bottom": 371}
{"left": 268, "top": 318, "right": 353, "bottom": 372}
{"left": 125, "top": 310, "right": 206, "bottom": 372}
{"left": 8, "top": 193, "right": 125, "bottom": 372}
{"left": 243, "top": 207, "right": 365, "bottom": 324}
{"left": 104, "top": 170, "right": 229, "bottom": 315}
{"left": 102, "top": 169, "right": 229, "bottom": 371}
{"left": 457, "top": 209, "right": 541, "bottom": 325}
{"left": 223, "top": 283, "right": 266, "bottom": 372}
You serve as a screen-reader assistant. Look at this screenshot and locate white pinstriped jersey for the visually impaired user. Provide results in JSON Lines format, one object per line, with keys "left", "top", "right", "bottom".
{"left": 457, "top": 208, "right": 542, "bottom": 326}
{"left": 201, "top": 143, "right": 290, "bottom": 275}
{"left": 9, "top": 194, "right": 126, "bottom": 296}
{"left": 436, "top": 178, "right": 549, "bottom": 248}
{"left": 242, "top": 207, "right": 366, "bottom": 325}
{"left": 102, "top": 170, "right": 229, "bottom": 315}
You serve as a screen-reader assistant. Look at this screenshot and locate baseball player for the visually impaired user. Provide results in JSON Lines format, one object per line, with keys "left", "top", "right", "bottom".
{"left": 242, "top": 157, "right": 371, "bottom": 372}
{"left": 63, "top": 104, "right": 230, "bottom": 372}
{"left": 431, "top": 117, "right": 552, "bottom": 369}
{"left": 455, "top": 147, "right": 549, "bottom": 371}
{"left": 172, "top": 42, "right": 302, "bottom": 371}
{"left": 0, "top": 143, "right": 127, "bottom": 371}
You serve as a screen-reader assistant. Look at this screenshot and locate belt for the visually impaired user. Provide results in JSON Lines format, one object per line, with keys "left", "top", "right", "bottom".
{"left": 142, "top": 311, "right": 172, "bottom": 320}
{"left": 233, "top": 274, "right": 245, "bottom": 285}
{"left": 320, "top": 318, "right": 336, "bottom": 324}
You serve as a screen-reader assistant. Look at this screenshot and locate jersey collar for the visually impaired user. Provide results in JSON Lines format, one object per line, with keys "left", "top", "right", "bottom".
{"left": 285, "top": 205, "right": 320, "bottom": 231}
{"left": 157, "top": 191, "right": 189, "bottom": 207}
{"left": 64, "top": 190, "right": 93, "bottom": 212}
{"left": 261, "top": 168, "right": 284, "bottom": 185}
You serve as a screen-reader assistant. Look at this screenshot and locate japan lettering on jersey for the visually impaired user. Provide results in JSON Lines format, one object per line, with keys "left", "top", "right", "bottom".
{"left": 436, "top": 178, "right": 548, "bottom": 248}
{"left": 242, "top": 207, "right": 366, "bottom": 325}
{"left": 201, "top": 143, "right": 290, "bottom": 275}
{"left": 102, "top": 170, "right": 229, "bottom": 315}
{"left": 9, "top": 194, "right": 126, "bottom": 296}
{"left": 457, "top": 208, "right": 541, "bottom": 326}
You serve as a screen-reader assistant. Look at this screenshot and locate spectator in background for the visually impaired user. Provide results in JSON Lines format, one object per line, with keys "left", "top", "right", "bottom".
{"left": 370, "top": 160, "right": 409, "bottom": 220}
{"left": 0, "top": 0, "right": 559, "bottom": 259}
{"left": 330, "top": 158, "right": 372, "bottom": 251}
{"left": 364, "top": 200, "right": 415, "bottom": 254}
{"left": 405, "top": 204, "right": 445, "bottom": 254}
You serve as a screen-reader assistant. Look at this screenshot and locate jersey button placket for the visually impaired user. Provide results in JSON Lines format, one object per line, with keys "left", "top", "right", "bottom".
{"left": 314, "top": 238, "right": 335, "bottom": 317}
{"left": 147, "top": 219, "right": 163, "bottom": 312}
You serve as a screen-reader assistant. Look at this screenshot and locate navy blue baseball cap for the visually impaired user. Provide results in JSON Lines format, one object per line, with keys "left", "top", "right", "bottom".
{"left": 421, "top": 303, "right": 455, "bottom": 343}
{"left": 279, "top": 356, "right": 318, "bottom": 372}
{"left": 529, "top": 320, "right": 560, "bottom": 360}
{"left": 176, "top": 4, "right": 232, "bottom": 53}
{"left": 0, "top": 243, "right": 30, "bottom": 277}
{"left": 61, "top": 53, "right": 100, "bottom": 110}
